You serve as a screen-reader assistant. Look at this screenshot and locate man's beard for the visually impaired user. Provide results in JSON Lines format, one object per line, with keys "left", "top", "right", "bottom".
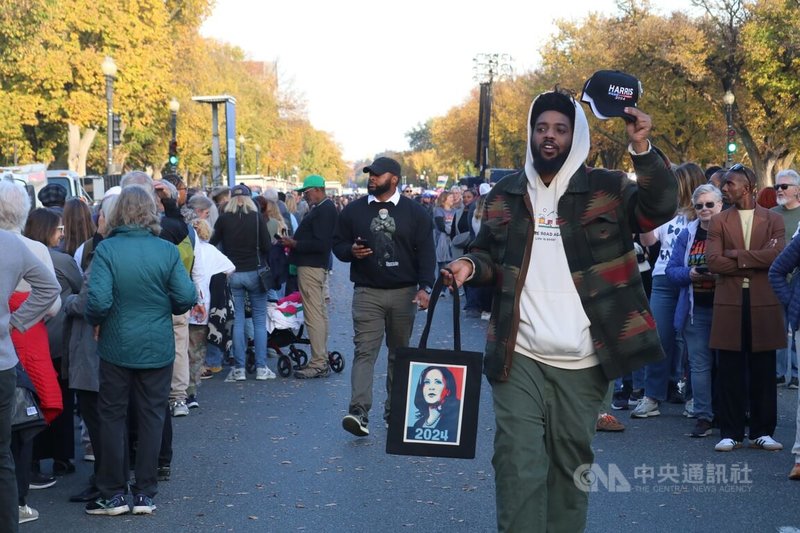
{"left": 776, "top": 196, "right": 788, "bottom": 207}
{"left": 532, "top": 144, "right": 569, "bottom": 176}
{"left": 368, "top": 181, "right": 392, "bottom": 197}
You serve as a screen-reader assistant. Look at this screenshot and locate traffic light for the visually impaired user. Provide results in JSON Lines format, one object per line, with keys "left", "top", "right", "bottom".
{"left": 726, "top": 128, "right": 736, "bottom": 154}
{"left": 112, "top": 114, "right": 122, "bottom": 145}
{"left": 168, "top": 140, "right": 178, "bottom": 167}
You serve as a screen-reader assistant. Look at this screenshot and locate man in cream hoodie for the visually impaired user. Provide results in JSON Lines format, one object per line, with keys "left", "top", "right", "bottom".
{"left": 444, "top": 89, "right": 677, "bottom": 532}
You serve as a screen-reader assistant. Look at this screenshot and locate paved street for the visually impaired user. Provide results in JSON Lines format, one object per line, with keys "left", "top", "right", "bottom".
{"left": 23, "top": 259, "right": 800, "bottom": 532}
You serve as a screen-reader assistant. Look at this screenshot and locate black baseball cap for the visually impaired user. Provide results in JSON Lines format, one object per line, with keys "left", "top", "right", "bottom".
{"left": 363, "top": 157, "right": 401, "bottom": 178}
{"left": 580, "top": 70, "right": 642, "bottom": 121}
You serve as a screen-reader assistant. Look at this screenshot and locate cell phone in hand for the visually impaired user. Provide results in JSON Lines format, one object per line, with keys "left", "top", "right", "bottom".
{"left": 695, "top": 266, "right": 709, "bottom": 274}
{"left": 355, "top": 237, "right": 369, "bottom": 248}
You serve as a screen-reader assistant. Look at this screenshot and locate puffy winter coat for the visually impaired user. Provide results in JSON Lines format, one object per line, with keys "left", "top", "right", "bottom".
{"left": 85, "top": 225, "right": 196, "bottom": 369}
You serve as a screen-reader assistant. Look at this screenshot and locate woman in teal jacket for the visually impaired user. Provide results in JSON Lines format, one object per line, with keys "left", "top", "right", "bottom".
{"left": 85, "top": 185, "right": 195, "bottom": 517}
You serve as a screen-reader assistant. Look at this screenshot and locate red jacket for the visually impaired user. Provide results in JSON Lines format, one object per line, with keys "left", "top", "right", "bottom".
{"left": 9, "top": 292, "right": 63, "bottom": 424}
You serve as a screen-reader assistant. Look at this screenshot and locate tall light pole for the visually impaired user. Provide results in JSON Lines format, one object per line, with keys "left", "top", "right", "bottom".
{"left": 473, "top": 54, "right": 512, "bottom": 180}
{"left": 238, "top": 135, "right": 246, "bottom": 174}
{"left": 167, "top": 97, "right": 180, "bottom": 172}
{"left": 101, "top": 56, "right": 117, "bottom": 175}
{"left": 255, "top": 144, "right": 261, "bottom": 175}
{"left": 723, "top": 90, "right": 736, "bottom": 167}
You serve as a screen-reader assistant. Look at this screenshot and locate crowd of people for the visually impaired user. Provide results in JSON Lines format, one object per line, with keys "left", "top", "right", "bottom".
{"left": 2, "top": 88, "right": 800, "bottom": 533}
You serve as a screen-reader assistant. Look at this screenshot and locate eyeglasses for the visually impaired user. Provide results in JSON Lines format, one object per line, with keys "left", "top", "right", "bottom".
{"left": 774, "top": 184, "right": 795, "bottom": 190}
{"left": 57, "top": 225, "right": 64, "bottom": 232}
{"left": 694, "top": 202, "right": 717, "bottom": 210}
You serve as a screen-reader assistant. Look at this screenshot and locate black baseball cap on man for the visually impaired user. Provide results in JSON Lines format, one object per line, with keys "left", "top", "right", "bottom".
{"left": 38, "top": 183, "right": 67, "bottom": 207}
{"left": 363, "top": 157, "right": 401, "bottom": 178}
{"left": 580, "top": 70, "right": 642, "bottom": 121}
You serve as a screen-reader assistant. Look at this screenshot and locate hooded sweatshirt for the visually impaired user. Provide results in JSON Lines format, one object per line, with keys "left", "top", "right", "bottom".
{"left": 514, "top": 96, "right": 599, "bottom": 369}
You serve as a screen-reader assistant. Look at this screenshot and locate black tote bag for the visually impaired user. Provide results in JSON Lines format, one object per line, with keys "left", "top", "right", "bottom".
{"left": 386, "top": 274, "right": 483, "bottom": 459}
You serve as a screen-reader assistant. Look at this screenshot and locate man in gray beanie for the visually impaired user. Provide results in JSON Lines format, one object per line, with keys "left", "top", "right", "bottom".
{"left": 443, "top": 88, "right": 678, "bottom": 532}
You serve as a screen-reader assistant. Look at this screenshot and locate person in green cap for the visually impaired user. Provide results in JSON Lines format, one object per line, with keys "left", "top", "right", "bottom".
{"left": 280, "top": 175, "right": 338, "bottom": 378}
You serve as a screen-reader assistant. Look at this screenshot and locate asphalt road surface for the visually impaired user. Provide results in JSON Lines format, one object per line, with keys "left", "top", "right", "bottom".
{"left": 23, "top": 260, "right": 800, "bottom": 532}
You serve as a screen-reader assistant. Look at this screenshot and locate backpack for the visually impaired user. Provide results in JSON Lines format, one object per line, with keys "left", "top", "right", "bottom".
{"left": 177, "top": 231, "right": 195, "bottom": 274}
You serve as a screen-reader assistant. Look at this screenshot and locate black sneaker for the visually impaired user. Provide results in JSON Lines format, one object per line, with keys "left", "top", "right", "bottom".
{"left": 789, "top": 377, "right": 799, "bottom": 390}
{"left": 627, "top": 388, "right": 644, "bottom": 408}
{"left": 690, "top": 419, "right": 713, "bottom": 438}
{"left": 157, "top": 465, "right": 171, "bottom": 481}
{"left": 667, "top": 381, "right": 685, "bottom": 404}
{"left": 611, "top": 390, "right": 629, "bottom": 410}
{"left": 776, "top": 375, "right": 786, "bottom": 386}
{"left": 342, "top": 413, "right": 369, "bottom": 437}
{"left": 29, "top": 472, "right": 57, "bottom": 490}
{"left": 186, "top": 394, "right": 200, "bottom": 409}
{"left": 85, "top": 493, "right": 129, "bottom": 516}
{"left": 53, "top": 459, "right": 76, "bottom": 476}
{"left": 132, "top": 494, "right": 156, "bottom": 515}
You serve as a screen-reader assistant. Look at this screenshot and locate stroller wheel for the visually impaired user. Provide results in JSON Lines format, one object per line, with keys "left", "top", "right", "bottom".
{"left": 329, "top": 351, "right": 345, "bottom": 373}
{"left": 245, "top": 349, "right": 256, "bottom": 374}
{"left": 277, "top": 356, "right": 292, "bottom": 377}
{"left": 291, "top": 347, "right": 308, "bottom": 369}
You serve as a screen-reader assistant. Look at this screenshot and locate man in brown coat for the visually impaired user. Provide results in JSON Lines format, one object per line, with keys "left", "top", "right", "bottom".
{"left": 707, "top": 163, "right": 786, "bottom": 452}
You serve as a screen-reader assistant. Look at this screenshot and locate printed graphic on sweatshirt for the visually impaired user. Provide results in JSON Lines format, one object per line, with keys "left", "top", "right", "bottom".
{"left": 370, "top": 208, "right": 398, "bottom": 267}
{"left": 534, "top": 207, "right": 560, "bottom": 243}
{"left": 657, "top": 214, "right": 688, "bottom": 263}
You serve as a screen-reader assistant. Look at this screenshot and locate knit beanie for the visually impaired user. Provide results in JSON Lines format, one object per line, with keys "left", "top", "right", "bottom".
{"left": 530, "top": 91, "right": 576, "bottom": 130}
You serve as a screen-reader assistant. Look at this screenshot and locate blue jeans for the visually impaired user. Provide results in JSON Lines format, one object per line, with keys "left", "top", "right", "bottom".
{"left": 776, "top": 322, "right": 798, "bottom": 379}
{"left": 229, "top": 271, "right": 268, "bottom": 370}
{"left": 204, "top": 343, "right": 223, "bottom": 368}
{"left": 683, "top": 305, "right": 714, "bottom": 421}
{"left": 644, "top": 276, "right": 680, "bottom": 401}
{"left": 0, "top": 368, "right": 17, "bottom": 533}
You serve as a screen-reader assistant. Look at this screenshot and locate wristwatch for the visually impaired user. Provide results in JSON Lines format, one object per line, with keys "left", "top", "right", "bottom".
{"left": 420, "top": 285, "right": 432, "bottom": 295}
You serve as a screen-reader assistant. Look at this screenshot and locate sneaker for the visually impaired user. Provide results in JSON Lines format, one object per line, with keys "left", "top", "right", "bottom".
{"left": 157, "top": 465, "right": 171, "bottom": 481}
{"left": 690, "top": 419, "right": 713, "bottom": 438}
{"left": 29, "top": 472, "right": 56, "bottom": 490}
{"left": 200, "top": 368, "right": 215, "bottom": 380}
{"left": 480, "top": 311, "right": 491, "bottom": 321}
{"left": 596, "top": 413, "right": 625, "bottom": 432}
{"left": 256, "top": 367, "right": 276, "bottom": 380}
{"left": 789, "top": 377, "right": 799, "bottom": 389}
{"left": 225, "top": 368, "right": 246, "bottom": 382}
{"left": 19, "top": 504, "right": 39, "bottom": 523}
{"left": 83, "top": 442, "right": 95, "bottom": 462}
{"left": 630, "top": 397, "right": 660, "bottom": 418}
{"left": 714, "top": 438, "right": 742, "bottom": 452}
{"left": 789, "top": 463, "right": 800, "bottom": 480}
{"left": 683, "top": 398, "right": 696, "bottom": 418}
{"left": 776, "top": 375, "right": 786, "bottom": 386}
{"left": 170, "top": 399, "right": 189, "bottom": 417}
{"left": 85, "top": 494, "right": 129, "bottom": 516}
{"left": 294, "top": 365, "right": 330, "bottom": 379}
{"left": 186, "top": 395, "right": 200, "bottom": 409}
{"left": 132, "top": 494, "right": 156, "bottom": 515}
{"left": 749, "top": 435, "right": 783, "bottom": 451}
{"left": 611, "top": 391, "right": 629, "bottom": 411}
{"left": 627, "top": 388, "right": 644, "bottom": 407}
{"left": 342, "top": 413, "right": 369, "bottom": 437}
{"left": 667, "top": 381, "right": 684, "bottom": 404}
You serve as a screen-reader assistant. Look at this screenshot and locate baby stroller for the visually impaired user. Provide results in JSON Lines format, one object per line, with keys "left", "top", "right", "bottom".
{"left": 246, "top": 325, "right": 345, "bottom": 377}
{"left": 245, "top": 292, "right": 345, "bottom": 377}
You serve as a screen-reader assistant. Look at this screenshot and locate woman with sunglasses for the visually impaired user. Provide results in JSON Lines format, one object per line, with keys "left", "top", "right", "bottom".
{"left": 665, "top": 184, "right": 723, "bottom": 438}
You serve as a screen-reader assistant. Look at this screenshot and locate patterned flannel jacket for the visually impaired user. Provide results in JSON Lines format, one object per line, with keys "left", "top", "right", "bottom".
{"left": 466, "top": 147, "right": 677, "bottom": 381}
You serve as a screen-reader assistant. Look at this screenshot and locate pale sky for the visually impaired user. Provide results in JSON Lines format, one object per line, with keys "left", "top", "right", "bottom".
{"left": 201, "top": 0, "right": 695, "bottom": 162}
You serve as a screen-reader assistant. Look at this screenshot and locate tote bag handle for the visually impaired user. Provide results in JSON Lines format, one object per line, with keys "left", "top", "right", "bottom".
{"left": 418, "top": 269, "right": 461, "bottom": 352}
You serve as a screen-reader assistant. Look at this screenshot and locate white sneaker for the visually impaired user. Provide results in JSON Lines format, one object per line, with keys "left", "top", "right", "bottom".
{"left": 480, "top": 311, "right": 491, "bottom": 321}
{"left": 19, "top": 504, "right": 39, "bottom": 523}
{"left": 256, "top": 367, "right": 276, "bottom": 381}
{"left": 750, "top": 435, "right": 783, "bottom": 451}
{"left": 225, "top": 368, "right": 246, "bottom": 382}
{"left": 714, "top": 438, "right": 742, "bottom": 452}
{"left": 630, "top": 396, "right": 660, "bottom": 418}
{"left": 683, "top": 398, "right": 696, "bottom": 418}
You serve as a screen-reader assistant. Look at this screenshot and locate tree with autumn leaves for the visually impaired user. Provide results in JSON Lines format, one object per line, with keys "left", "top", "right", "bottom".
{"left": 0, "top": 0, "right": 347, "bottom": 186}
{"left": 406, "top": 0, "right": 798, "bottom": 189}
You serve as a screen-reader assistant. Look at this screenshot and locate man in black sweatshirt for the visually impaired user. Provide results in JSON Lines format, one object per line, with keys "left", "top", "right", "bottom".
{"left": 333, "top": 157, "right": 436, "bottom": 437}
{"left": 280, "top": 175, "right": 338, "bottom": 379}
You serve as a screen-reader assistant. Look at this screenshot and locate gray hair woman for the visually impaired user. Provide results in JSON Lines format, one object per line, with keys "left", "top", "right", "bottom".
{"left": 210, "top": 185, "right": 273, "bottom": 381}
{"left": 664, "top": 183, "right": 723, "bottom": 438}
{"left": 84, "top": 185, "right": 195, "bottom": 516}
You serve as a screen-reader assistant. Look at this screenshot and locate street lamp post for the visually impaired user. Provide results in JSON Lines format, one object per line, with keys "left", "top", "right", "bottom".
{"left": 473, "top": 53, "right": 512, "bottom": 180}
{"left": 723, "top": 90, "right": 735, "bottom": 167}
{"left": 101, "top": 56, "right": 118, "bottom": 175}
{"left": 238, "top": 135, "right": 246, "bottom": 174}
{"left": 169, "top": 97, "right": 180, "bottom": 144}
{"left": 255, "top": 144, "right": 261, "bottom": 175}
